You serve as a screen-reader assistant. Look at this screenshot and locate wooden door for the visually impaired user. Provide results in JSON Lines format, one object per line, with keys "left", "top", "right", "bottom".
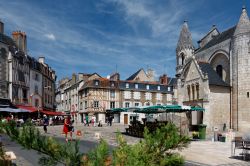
{"left": 124, "top": 114, "right": 128, "bottom": 124}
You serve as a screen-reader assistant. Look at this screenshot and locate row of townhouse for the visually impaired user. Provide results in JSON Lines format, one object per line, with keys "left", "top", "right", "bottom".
{"left": 57, "top": 69, "right": 177, "bottom": 124}
{"left": 0, "top": 20, "right": 56, "bottom": 111}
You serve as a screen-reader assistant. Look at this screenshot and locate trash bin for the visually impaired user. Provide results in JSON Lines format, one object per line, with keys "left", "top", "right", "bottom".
{"left": 198, "top": 124, "right": 207, "bottom": 139}
{"left": 218, "top": 136, "right": 226, "bottom": 142}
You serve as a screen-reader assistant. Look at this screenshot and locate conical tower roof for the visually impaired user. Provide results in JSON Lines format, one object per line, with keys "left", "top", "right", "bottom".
{"left": 234, "top": 6, "right": 250, "bottom": 36}
{"left": 177, "top": 21, "right": 194, "bottom": 52}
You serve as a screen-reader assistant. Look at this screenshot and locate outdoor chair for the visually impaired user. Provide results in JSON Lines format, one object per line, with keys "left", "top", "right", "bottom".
{"left": 233, "top": 137, "right": 244, "bottom": 156}
{"left": 243, "top": 140, "right": 250, "bottom": 160}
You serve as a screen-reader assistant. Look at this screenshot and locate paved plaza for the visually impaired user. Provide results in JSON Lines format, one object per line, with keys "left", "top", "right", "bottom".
{"left": 2, "top": 123, "right": 250, "bottom": 165}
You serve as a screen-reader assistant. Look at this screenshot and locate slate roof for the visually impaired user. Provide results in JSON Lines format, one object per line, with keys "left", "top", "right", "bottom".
{"left": 0, "top": 33, "right": 16, "bottom": 47}
{"left": 79, "top": 78, "right": 119, "bottom": 91}
{"left": 198, "top": 62, "right": 229, "bottom": 87}
{"left": 119, "top": 81, "right": 173, "bottom": 93}
{"left": 195, "top": 26, "right": 236, "bottom": 53}
{"left": 126, "top": 68, "right": 144, "bottom": 80}
{"left": 168, "top": 78, "right": 177, "bottom": 87}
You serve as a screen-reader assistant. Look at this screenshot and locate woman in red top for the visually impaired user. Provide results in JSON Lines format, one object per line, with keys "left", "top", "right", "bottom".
{"left": 63, "top": 116, "right": 70, "bottom": 142}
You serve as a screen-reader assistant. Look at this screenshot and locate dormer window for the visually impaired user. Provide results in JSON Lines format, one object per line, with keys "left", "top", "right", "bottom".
{"left": 157, "top": 86, "right": 160, "bottom": 90}
{"left": 95, "top": 81, "right": 99, "bottom": 86}
{"left": 135, "top": 84, "right": 138, "bottom": 89}
{"left": 126, "top": 83, "right": 129, "bottom": 88}
{"left": 146, "top": 85, "right": 150, "bottom": 90}
{"left": 168, "top": 87, "right": 171, "bottom": 91}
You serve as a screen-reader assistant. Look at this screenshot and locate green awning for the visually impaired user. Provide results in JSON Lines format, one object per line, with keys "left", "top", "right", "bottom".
{"left": 108, "top": 105, "right": 205, "bottom": 114}
{"left": 191, "top": 106, "right": 205, "bottom": 111}
{"left": 108, "top": 107, "right": 140, "bottom": 113}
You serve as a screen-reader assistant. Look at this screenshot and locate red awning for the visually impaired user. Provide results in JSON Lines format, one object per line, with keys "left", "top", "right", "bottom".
{"left": 41, "top": 110, "right": 65, "bottom": 116}
{"left": 71, "top": 111, "right": 78, "bottom": 115}
{"left": 16, "top": 105, "right": 38, "bottom": 113}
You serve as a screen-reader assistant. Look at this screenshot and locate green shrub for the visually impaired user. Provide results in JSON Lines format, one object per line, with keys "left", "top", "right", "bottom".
{"left": 83, "top": 139, "right": 109, "bottom": 166}
{"left": 113, "top": 123, "right": 190, "bottom": 166}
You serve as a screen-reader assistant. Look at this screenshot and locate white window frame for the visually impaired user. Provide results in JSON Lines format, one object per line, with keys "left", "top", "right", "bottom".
{"left": 94, "top": 101, "right": 99, "bottom": 108}
{"left": 110, "top": 90, "right": 115, "bottom": 98}
{"left": 126, "top": 83, "right": 129, "bottom": 88}
{"left": 124, "top": 91, "right": 131, "bottom": 99}
{"left": 110, "top": 101, "right": 115, "bottom": 108}
{"left": 145, "top": 92, "right": 152, "bottom": 100}
{"left": 157, "top": 86, "right": 160, "bottom": 90}
{"left": 134, "top": 102, "right": 140, "bottom": 107}
{"left": 168, "top": 87, "right": 171, "bottom": 91}
{"left": 133, "top": 91, "right": 140, "bottom": 100}
{"left": 135, "top": 84, "right": 138, "bottom": 89}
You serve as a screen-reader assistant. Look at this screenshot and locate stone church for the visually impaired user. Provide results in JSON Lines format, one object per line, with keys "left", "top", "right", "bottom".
{"left": 176, "top": 7, "right": 250, "bottom": 133}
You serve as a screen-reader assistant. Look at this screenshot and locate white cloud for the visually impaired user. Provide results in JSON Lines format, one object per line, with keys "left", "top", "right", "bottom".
{"left": 44, "top": 33, "right": 56, "bottom": 40}
{"left": 0, "top": 0, "right": 205, "bottom": 79}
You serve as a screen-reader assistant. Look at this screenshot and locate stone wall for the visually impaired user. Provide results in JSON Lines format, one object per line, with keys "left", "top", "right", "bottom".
{"left": 205, "top": 85, "right": 230, "bottom": 132}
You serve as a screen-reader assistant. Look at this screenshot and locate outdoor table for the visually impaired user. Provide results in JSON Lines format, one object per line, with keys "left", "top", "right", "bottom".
{"left": 243, "top": 140, "right": 250, "bottom": 160}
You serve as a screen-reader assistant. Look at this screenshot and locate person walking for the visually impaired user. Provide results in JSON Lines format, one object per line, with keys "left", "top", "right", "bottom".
{"left": 85, "top": 115, "right": 89, "bottom": 126}
{"left": 63, "top": 116, "right": 70, "bottom": 142}
{"left": 92, "top": 116, "right": 96, "bottom": 127}
{"left": 109, "top": 116, "right": 113, "bottom": 126}
{"left": 43, "top": 115, "right": 49, "bottom": 133}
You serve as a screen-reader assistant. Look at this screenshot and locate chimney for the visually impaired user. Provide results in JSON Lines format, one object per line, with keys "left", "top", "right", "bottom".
{"left": 159, "top": 74, "right": 168, "bottom": 85}
{"left": 38, "top": 57, "right": 45, "bottom": 64}
{"left": 0, "top": 19, "right": 4, "bottom": 34}
{"left": 12, "top": 31, "right": 27, "bottom": 53}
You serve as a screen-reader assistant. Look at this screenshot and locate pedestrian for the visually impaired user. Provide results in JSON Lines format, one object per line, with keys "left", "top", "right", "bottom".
{"left": 63, "top": 116, "right": 70, "bottom": 142}
{"left": 83, "top": 118, "right": 86, "bottom": 126}
{"left": 92, "top": 116, "right": 96, "bottom": 127}
{"left": 68, "top": 116, "right": 74, "bottom": 141}
{"left": 98, "top": 120, "right": 102, "bottom": 127}
{"left": 85, "top": 115, "right": 89, "bottom": 126}
{"left": 106, "top": 116, "right": 109, "bottom": 126}
{"left": 43, "top": 115, "right": 49, "bottom": 133}
{"left": 109, "top": 116, "right": 113, "bottom": 126}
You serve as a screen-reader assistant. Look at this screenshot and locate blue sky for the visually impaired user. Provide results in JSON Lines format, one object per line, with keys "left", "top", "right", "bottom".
{"left": 0, "top": 0, "right": 247, "bottom": 80}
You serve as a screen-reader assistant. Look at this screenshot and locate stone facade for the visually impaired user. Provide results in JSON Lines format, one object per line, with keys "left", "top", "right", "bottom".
{"left": 76, "top": 70, "right": 175, "bottom": 124}
{"left": 176, "top": 7, "right": 250, "bottom": 133}
{"left": 56, "top": 73, "right": 101, "bottom": 122}
{"left": 0, "top": 21, "right": 56, "bottom": 112}
{"left": 0, "top": 41, "right": 9, "bottom": 99}
{"left": 29, "top": 58, "right": 43, "bottom": 108}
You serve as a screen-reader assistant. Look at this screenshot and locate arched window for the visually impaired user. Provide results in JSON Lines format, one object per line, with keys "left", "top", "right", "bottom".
{"left": 216, "top": 65, "right": 223, "bottom": 78}
{"left": 181, "top": 53, "right": 185, "bottom": 65}
{"left": 196, "top": 84, "right": 199, "bottom": 100}
{"left": 187, "top": 85, "right": 190, "bottom": 101}
{"left": 192, "top": 84, "right": 195, "bottom": 100}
